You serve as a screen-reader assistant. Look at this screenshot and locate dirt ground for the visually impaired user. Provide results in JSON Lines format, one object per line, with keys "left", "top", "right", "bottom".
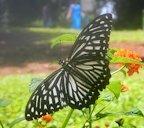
{"left": 0, "top": 31, "right": 144, "bottom": 76}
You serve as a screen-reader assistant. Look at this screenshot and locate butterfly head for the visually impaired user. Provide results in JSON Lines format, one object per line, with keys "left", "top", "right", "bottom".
{"left": 59, "top": 58, "right": 69, "bottom": 66}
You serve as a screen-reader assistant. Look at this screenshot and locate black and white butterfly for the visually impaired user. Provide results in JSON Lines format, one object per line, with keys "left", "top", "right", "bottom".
{"left": 25, "top": 13, "right": 112, "bottom": 121}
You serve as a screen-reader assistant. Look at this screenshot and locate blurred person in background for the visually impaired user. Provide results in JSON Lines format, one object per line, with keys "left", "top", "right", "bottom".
{"left": 66, "top": 0, "right": 81, "bottom": 29}
{"left": 42, "top": 3, "right": 52, "bottom": 27}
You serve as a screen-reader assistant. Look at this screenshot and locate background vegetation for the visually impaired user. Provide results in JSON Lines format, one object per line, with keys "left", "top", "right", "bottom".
{"left": 0, "top": 28, "right": 144, "bottom": 127}
{"left": 0, "top": 0, "right": 144, "bottom": 127}
{"left": 0, "top": 0, "right": 144, "bottom": 29}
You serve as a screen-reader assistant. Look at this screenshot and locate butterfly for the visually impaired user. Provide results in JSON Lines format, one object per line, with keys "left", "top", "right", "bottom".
{"left": 25, "top": 13, "right": 112, "bottom": 121}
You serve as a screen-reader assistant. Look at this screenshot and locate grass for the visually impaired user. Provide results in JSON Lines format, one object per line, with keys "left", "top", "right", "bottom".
{"left": 0, "top": 28, "right": 144, "bottom": 127}
{"left": 111, "top": 30, "right": 144, "bottom": 43}
{"left": 28, "top": 28, "right": 144, "bottom": 42}
{"left": 1, "top": 27, "right": 144, "bottom": 44}
{"left": 29, "top": 28, "right": 144, "bottom": 43}
{"left": 0, "top": 69, "right": 144, "bottom": 128}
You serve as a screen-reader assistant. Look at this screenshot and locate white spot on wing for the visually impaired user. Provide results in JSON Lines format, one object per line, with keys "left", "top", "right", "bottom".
{"left": 85, "top": 36, "right": 90, "bottom": 41}
{"left": 85, "top": 46, "right": 93, "bottom": 50}
{"left": 94, "top": 46, "right": 101, "bottom": 50}
{"left": 31, "top": 107, "right": 34, "bottom": 113}
{"left": 43, "top": 89, "right": 47, "bottom": 95}
{"left": 44, "top": 104, "right": 47, "bottom": 109}
{"left": 89, "top": 24, "right": 93, "bottom": 28}
{"left": 49, "top": 71, "right": 62, "bottom": 88}
{"left": 70, "top": 100, "right": 75, "bottom": 104}
{"left": 49, "top": 97, "right": 52, "bottom": 104}
{"left": 44, "top": 95, "right": 47, "bottom": 100}
{"left": 55, "top": 97, "right": 59, "bottom": 103}
{"left": 28, "top": 103, "right": 31, "bottom": 109}
{"left": 36, "top": 95, "right": 39, "bottom": 107}
{"left": 69, "top": 75, "right": 77, "bottom": 91}
{"left": 41, "top": 85, "right": 45, "bottom": 91}
{"left": 100, "top": 21, "right": 105, "bottom": 24}
{"left": 100, "top": 34, "right": 105, "bottom": 37}
{"left": 93, "top": 40, "right": 100, "bottom": 44}
{"left": 32, "top": 95, "right": 35, "bottom": 100}
{"left": 27, "top": 114, "right": 30, "bottom": 117}
{"left": 35, "top": 111, "right": 38, "bottom": 115}
{"left": 96, "top": 18, "right": 100, "bottom": 22}
{"left": 39, "top": 97, "right": 42, "bottom": 109}
{"left": 53, "top": 87, "right": 57, "bottom": 96}
{"left": 71, "top": 43, "right": 85, "bottom": 58}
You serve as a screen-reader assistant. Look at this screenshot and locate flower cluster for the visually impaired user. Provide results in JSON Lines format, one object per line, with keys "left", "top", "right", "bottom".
{"left": 121, "top": 84, "right": 128, "bottom": 92}
{"left": 34, "top": 115, "right": 53, "bottom": 128}
{"left": 41, "top": 114, "right": 53, "bottom": 122}
{"left": 114, "top": 49, "right": 142, "bottom": 76}
{"left": 95, "top": 123, "right": 110, "bottom": 128}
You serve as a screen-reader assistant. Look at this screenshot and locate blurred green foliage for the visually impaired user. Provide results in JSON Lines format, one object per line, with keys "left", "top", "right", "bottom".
{"left": 0, "top": 69, "right": 144, "bottom": 127}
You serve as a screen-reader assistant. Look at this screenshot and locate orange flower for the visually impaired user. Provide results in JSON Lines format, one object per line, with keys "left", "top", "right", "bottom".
{"left": 105, "top": 123, "right": 110, "bottom": 127}
{"left": 41, "top": 114, "right": 53, "bottom": 122}
{"left": 114, "top": 49, "right": 142, "bottom": 76}
{"left": 95, "top": 126, "right": 100, "bottom": 128}
{"left": 121, "top": 84, "right": 128, "bottom": 92}
{"left": 35, "top": 126, "right": 47, "bottom": 128}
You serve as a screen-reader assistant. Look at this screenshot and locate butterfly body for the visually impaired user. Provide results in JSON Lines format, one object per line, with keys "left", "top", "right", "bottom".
{"left": 25, "top": 13, "right": 112, "bottom": 121}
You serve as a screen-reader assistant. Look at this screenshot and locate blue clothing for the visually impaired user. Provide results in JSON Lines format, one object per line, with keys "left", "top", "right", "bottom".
{"left": 70, "top": 4, "right": 81, "bottom": 29}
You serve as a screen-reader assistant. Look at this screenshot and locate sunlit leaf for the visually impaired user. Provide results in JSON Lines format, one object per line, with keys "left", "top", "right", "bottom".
{"left": 29, "top": 78, "right": 44, "bottom": 93}
{"left": 124, "top": 108, "right": 144, "bottom": 117}
{"left": 100, "top": 91, "right": 114, "bottom": 101}
{"left": 107, "top": 81, "right": 122, "bottom": 99}
{"left": 111, "top": 55, "right": 143, "bottom": 65}
{"left": 9, "top": 117, "right": 25, "bottom": 128}
{"left": 0, "top": 98, "right": 11, "bottom": 108}
{"left": 120, "top": 69, "right": 127, "bottom": 77}
{"left": 95, "top": 108, "right": 144, "bottom": 121}
{"left": 108, "top": 48, "right": 144, "bottom": 65}
{"left": 51, "top": 34, "right": 77, "bottom": 48}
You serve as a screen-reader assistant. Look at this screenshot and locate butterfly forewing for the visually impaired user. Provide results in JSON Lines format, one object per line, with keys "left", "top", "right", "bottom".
{"left": 63, "top": 14, "right": 112, "bottom": 108}
{"left": 69, "top": 13, "right": 112, "bottom": 60}
{"left": 25, "top": 13, "right": 112, "bottom": 121}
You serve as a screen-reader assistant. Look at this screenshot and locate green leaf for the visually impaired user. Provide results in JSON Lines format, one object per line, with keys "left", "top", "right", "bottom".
{"left": 95, "top": 113, "right": 108, "bottom": 119}
{"left": 9, "top": 117, "right": 25, "bottom": 128}
{"left": 124, "top": 108, "right": 144, "bottom": 117}
{"left": 95, "top": 112, "right": 122, "bottom": 120}
{"left": 29, "top": 78, "right": 44, "bottom": 93}
{"left": 120, "top": 69, "right": 127, "bottom": 77}
{"left": 50, "top": 34, "right": 77, "bottom": 48}
{"left": 100, "top": 92, "right": 114, "bottom": 101}
{"left": 95, "top": 109, "right": 143, "bottom": 121}
{"left": 0, "top": 98, "right": 11, "bottom": 108}
{"left": 115, "top": 118, "right": 124, "bottom": 127}
{"left": 111, "top": 55, "right": 144, "bottom": 65}
{"left": 0, "top": 120, "right": 4, "bottom": 128}
{"left": 108, "top": 48, "right": 144, "bottom": 65}
{"left": 107, "top": 81, "right": 122, "bottom": 99}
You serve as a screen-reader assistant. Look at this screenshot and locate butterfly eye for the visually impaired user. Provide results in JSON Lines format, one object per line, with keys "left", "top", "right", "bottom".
{"left": 59, "top": 59, "right": 69, "bottom": 66}
{"left": 59, "top": 59, "right": 64, "bottom": 65}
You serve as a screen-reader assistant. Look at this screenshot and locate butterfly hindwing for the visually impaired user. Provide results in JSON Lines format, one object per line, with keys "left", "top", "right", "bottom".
{"left": 63, "top": 70, "right": 100, "bottom": 109}
{"left": 25, "top": 68, "right": 67, "bottom": 120}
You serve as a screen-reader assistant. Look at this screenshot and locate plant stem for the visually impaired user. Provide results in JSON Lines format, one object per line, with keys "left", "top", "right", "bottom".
{"left": 111, "top": 65, "right": 126, "bottom": 75}
{"left": 0, "top": 120, "right": 4, "bottom": 128}
{"left": 62, "top": 109, "right": 74, "bottom": 128}
{"left": 89, "top": 107, "right": 92, "bottom": 128}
